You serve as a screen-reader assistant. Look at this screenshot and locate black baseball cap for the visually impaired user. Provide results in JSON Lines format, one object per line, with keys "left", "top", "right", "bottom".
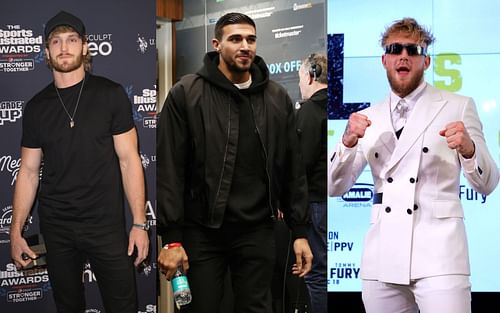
{"left": 44, "top": 11, "right": 86, "bottom": 40}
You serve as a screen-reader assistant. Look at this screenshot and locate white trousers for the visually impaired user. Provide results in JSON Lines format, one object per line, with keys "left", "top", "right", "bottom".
{"left": 362, "top": 275, "right": 471, "bottom": 313}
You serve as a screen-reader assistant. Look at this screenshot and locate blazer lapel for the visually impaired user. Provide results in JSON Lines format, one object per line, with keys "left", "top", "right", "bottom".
{"left": 385, "top": 84, "right": 447, "bottom": 172}
{"left": 372, "top": 95, "right": 396, "bottom": 155}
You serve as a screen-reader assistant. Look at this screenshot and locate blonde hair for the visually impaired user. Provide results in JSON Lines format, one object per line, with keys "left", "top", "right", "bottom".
{"left": 380, "top": 17, "right": 435, "bottom": 48}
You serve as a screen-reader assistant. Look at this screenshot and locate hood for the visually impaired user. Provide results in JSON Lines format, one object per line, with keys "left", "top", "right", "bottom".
{"left": 197, "top": 51, "right": 270, "bottom": 96}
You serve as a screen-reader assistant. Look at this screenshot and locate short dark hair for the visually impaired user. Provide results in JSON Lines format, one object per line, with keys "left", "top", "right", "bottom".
{"left": 214, "top": 12, "right": 256, "bottom": 40}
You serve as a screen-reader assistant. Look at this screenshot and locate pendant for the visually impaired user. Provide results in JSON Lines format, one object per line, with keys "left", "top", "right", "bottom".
{"left": 70, "top": 120, "right": 75, "bottom": 128}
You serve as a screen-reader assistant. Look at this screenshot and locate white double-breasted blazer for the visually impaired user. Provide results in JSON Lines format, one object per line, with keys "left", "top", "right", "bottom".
{"left": 328, "top": 83, "right": 499, "bottom": 285}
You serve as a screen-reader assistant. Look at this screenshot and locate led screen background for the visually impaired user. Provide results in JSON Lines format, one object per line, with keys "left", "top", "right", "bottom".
{"left": 327, "top": 0, "right": 500, "bottom": 292}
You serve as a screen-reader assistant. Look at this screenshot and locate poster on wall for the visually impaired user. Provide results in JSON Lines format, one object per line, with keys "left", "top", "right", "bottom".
{"left": 327, "top": 0, "right": 500, "bottom": 292}
{"left": 0, "top": 1, "right": 157, "bottom": 312}
{"left": 175, "top": 0, "right": 326, "bottom": 102}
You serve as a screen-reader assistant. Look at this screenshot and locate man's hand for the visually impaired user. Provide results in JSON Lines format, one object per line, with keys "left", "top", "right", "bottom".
{"left": 342, "top": 112, "right": 372, "bottom": 148}
{"left": 158, "top": 245, "right": 189, "bottom": 280}
{"left": 10, "top": 234, "right": 37, "bottom": 269}
{"left": 439, "top": 121, "right": 475, "bottom": 158}
{"left": 128, "top": 228, "right": 150, "bottom": 267}
{"left": 291, "top": 238, "right": 313, "bottom": 277}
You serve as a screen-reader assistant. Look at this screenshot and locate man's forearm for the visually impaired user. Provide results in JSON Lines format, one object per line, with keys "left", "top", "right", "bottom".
{"left": 121, "top": 156, "right": 146, "bottom": 223}
{"left": 11, "top": 169, "right": 39, "bottom": 237}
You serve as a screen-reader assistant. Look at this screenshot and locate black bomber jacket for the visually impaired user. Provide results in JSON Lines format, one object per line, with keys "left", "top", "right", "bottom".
{"left": 157, "top": 51, "right": 309, "bottom": 243}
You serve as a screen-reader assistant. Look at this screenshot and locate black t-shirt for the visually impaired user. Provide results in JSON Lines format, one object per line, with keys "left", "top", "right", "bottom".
{"left": 225, "top": 96, "right": 269, "bottom": 224}
{"left": 22, "top": 73, "right": 135, "bottom": 226}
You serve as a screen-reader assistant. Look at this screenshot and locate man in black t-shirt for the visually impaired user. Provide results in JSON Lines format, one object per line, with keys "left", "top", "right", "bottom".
{"left": 9, "top": 11, "right": 149, "bottom": 313}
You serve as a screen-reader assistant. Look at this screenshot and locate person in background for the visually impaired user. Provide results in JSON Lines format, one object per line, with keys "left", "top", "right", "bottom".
{"left": 297, "top": 53, "right": 328, "bottom": 313}
{"left": 10, "top": 10, "right": 149, "bottom": 313}
{"left": 328, "top": 17, "right": 499, "bottom": 313}
{"left": 157, "top": 12, "right": 313, "bottom": 313}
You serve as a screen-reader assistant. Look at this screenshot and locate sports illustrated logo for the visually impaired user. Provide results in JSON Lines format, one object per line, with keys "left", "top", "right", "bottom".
{"left": 86, "top": 33, "right": 113, "bottom": 57}
{"left": 1, "top": 263, "right": 50, "bottom": 294}
{"left": 0, "top": 100, "right": 23, "bottom": 125}
{"left": 0, "top": 25, "right": 43, "bottom": 72}
{"left": 0, "top": 154, "right": 21, "bottom": 186}
{"left": 132, "top": 86, "right": 157, "bottom": 128}
{"left": 137, "top": 33, "right": 155, "bottom": 54}
{"left": 138, "top": 304, "right": 157, "bottom": 313}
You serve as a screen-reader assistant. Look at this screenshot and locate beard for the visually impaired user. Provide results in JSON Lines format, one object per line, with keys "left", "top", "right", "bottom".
{"left": 387, "top": 67, "right": 424, "bottom": 97}
{"left": 49, "top": 53, "right": 84, "bottom": 73}
{"left": 220, "top": 52, "right": 253, "bottom": 73}
{"left": 227, "top": 61, "right": 251, "bottom": 73}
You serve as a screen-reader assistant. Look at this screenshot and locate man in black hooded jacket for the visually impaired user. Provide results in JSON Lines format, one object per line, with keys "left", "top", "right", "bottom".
{"left": 157, "top": 12, "right": 313, "bottom": 313}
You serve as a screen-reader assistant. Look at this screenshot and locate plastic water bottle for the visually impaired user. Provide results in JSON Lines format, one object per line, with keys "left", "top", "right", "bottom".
{"left": 171, "top": 266, "right": 192, "bottom": 307}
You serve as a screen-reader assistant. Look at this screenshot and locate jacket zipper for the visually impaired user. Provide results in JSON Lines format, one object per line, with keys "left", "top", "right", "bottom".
{"left": 211, "top": 101, "right": 231, "bottom": 223}
{"left": 250, "top": 101, "right": 276, "bottom": 220}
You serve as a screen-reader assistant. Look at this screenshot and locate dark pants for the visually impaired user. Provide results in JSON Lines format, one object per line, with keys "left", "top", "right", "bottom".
{"left": 182, "top": 221, "right": 276, "bottom": 313}
{"left": 41, "top": 222, "right": 138, "bottom": 313}
{"left": 304, "top": 202, "right": 327, "bottom": 313}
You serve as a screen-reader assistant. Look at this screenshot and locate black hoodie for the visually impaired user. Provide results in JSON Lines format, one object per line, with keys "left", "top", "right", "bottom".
{"left": 157, "top": 51, "right": 309, "bottom": 243}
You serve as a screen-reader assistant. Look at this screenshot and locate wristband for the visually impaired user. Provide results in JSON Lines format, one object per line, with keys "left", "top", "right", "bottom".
{"left": 132, "top": 222, "right": 150, "bottom": 231}
{"left": 163, "top": 242, "right": 182, "bottom": 250}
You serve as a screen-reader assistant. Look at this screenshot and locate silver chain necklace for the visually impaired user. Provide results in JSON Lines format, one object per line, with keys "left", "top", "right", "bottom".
{"left": 54, "top": 76, "right": 86, "bottom": 128}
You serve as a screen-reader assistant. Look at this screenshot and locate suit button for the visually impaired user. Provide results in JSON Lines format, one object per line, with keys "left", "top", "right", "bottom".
{"left": 423, "top": 147, "right": 429, "bottom": 153}
{"left": 375, "top": 152, "right": 379, "bottom": 158}
{"left": 414, "top": 204, "right": 418, "bottom": 210}
{"left": 409, "top": 177, "right": 415, "bottom": 183}
{"left": 407, "top": 209, "right": 413, "bottom": 215}
{"left": 387, "top": 177, "right": 393, "bottom": 183}
{"left": 385, "top": 207, "right": 391, "bottom": 213}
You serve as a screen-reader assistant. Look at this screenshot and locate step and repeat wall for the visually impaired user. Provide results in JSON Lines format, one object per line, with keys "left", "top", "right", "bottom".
{"left": 0, "top": 1, "right": 157, "bottom": 312}
{"left": 327, "top": 0, "right": 500, "bottom": 294}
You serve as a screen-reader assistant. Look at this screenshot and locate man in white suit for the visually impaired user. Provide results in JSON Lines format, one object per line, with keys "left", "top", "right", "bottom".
{"left": 328, "top": 18, "right": 499, "bottom": 313}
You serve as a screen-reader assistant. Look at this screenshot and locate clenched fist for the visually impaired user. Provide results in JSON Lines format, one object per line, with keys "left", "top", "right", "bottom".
{"left": 439, "top": 121, "right": 475, "bottom": 158}
{"left": 342, "top": 112, "right": 372, "bottom": 148}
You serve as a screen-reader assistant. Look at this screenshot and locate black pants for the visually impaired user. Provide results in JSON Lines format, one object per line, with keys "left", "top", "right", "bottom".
{"left": 41, "top": 222, "right": 138, "bottom": 313}
{"left": 182, "top": 222, "right": 276, "bottom": 313}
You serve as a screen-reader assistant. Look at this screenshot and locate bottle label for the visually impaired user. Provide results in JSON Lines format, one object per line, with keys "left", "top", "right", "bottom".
{"left": 172, "top": 276, "right": 189, "bottom": 292}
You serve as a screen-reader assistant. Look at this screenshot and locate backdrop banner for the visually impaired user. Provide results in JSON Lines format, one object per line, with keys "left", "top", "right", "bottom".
{"left": 0, "top": 1, "right": 157, "bottom": 312}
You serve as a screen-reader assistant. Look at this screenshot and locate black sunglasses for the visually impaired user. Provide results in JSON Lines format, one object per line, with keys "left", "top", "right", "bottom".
{"left": 385, "top": 43, "right": 427, "bottom": 56}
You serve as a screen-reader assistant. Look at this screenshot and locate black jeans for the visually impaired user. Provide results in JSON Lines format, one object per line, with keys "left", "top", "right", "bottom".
{"left": 41, "top": 222, "right": 137, "bottom": 313}
{"left": 182, "top": 221, "right": 276, "bottom": 313}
